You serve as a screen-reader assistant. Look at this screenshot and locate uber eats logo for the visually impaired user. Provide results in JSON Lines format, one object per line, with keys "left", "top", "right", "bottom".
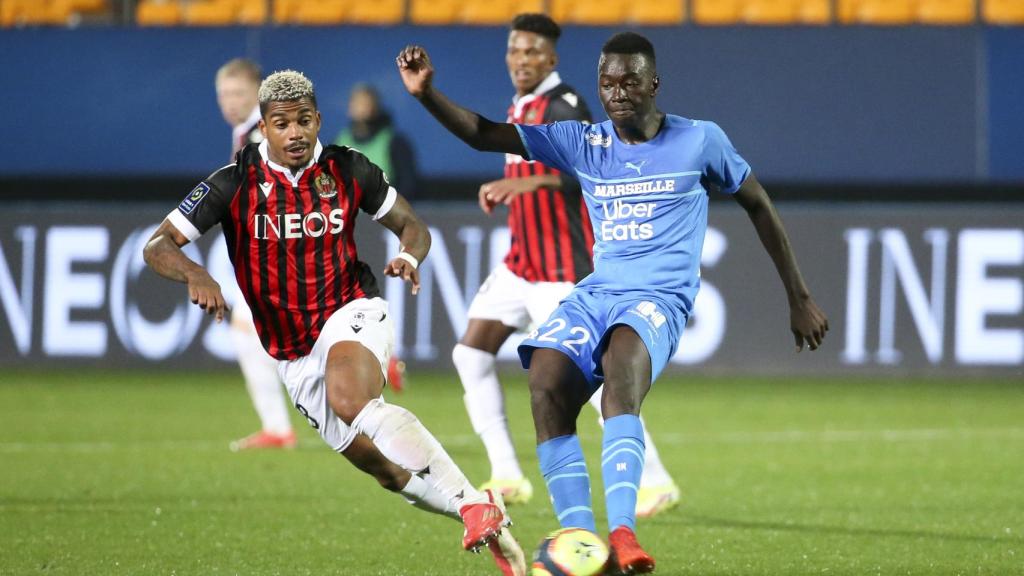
{"left": 599, "top": 199, "right": 655, "bottom": 241}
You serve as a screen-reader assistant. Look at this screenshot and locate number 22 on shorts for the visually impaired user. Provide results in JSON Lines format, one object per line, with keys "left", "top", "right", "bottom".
{"left": 535, "top": 318, "right": 591, "bottom": 356}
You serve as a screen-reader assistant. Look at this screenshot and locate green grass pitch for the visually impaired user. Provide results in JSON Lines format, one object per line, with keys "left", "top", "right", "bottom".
{"left": 1, "top": 369, "right": 1022, "bottom": 575}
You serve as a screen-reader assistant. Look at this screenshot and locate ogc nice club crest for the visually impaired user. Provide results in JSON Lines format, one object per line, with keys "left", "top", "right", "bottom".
{"left": 315, "top": 172, "right": 337, "bottom": 199}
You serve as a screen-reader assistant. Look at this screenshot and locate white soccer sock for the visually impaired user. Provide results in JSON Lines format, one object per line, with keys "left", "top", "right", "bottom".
{"left": 452, "top": 344, "right": 523, "bottom": 480}
{"left": 233, "top": 324, "right": 292, "bottom": 434}
{"left": 587, "top": 386, "right": 673, "bottom": 488}
{"left": 399, "top": 474, "right": 461, "bottom": 520}
{"left": 638, "top": 425, "right": 673, "bottom": 487}
{"left": 352, "top": 398, "right": 483, "bottom": 512}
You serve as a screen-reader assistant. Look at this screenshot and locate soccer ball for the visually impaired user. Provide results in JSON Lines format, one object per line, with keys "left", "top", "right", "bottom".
{"left": 530, "top": 528, "right": 609, "bottom": 576}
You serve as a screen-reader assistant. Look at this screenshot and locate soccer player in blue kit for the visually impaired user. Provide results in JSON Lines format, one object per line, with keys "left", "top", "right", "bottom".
{"left": 398, "top": 32, "right": 829, "bottom": 573}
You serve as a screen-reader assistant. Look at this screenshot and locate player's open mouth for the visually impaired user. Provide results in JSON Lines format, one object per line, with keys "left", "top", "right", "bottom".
{"left": 286, "top": 144, "right": 308, "bottom": 157}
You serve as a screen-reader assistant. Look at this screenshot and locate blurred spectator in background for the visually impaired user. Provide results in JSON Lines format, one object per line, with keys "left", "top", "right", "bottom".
{"left": 334, "top": 83, "right": 419, "bottom": 199}
{"left": 215, "top": 58, "right": 297, "bottom": 451}
{"left": 216, "top": 58, "right": 266, "bottom": 157}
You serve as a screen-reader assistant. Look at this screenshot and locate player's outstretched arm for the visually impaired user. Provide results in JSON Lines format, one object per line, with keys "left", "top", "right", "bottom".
{"left": 733, "top": 173, "right": 829, "bottom": 351}
{"left": 378, "top": 194, "right": 431, "bottom": 295}
{"left": 477, "top": 174, "right": 561, "bottom": 214}
{"left": 143, "top": 220, "right": 229, "bottom": 322}
{"left": 397, "top": 45, "right": 526, "bottom": 156}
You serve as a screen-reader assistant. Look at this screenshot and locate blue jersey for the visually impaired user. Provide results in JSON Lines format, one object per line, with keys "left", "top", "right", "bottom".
{"left": 516, "top": 115, "right": 750, "bottom": 315}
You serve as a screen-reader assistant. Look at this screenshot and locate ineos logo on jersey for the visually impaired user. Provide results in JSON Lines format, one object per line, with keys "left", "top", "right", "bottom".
{"left": 253, "top": 208, "right": 345, "bottom": 240}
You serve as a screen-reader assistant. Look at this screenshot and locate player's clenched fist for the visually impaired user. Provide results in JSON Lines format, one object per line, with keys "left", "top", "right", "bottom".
{"left": 396, "top": 45, "right": 434, "bottom": 97}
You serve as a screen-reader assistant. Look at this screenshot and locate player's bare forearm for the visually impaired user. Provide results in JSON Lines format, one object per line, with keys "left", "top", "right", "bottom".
{"left": 479, "top": 174, "right": 561, "bottom": 212}
{"left": 420, "top": 85, "right": 525, "bottom": 155}
{"left": 143, "top": 219, "right": 229, "bottom": 321}
{"left": 396, "top": 45, "right": 525, "bottom": 156}
{"left": 379, "top": 195, "right": 430, "bottom": 295}
{"left": 734, "top": 174, "right": 829, "bottom": 349}
{"left": 733, "top": 175, "right": 809, "bottom": 303}
{"left": 143, "top": 220, "right": 206, "bottom": 284}
{"left": 379, "top": 195, "right": 430, "bottom": 262}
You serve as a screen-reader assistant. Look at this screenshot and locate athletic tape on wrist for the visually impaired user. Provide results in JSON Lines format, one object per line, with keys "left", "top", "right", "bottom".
{"left": 395, "top": 252, "right": 419, "bottom": 269}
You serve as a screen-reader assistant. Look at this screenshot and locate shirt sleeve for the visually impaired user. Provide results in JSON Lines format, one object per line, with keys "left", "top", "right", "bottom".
{"left": 352, "top": 150, "right": 397, "bottom": 221}
{"left": 515, "top": 120, "right": 587, "bottom": 176}
{"left": 166, "top": 165, "right": 237, "bottom": 242}
{"left": 701, "top": 121, "right": 751, "bottom": 195}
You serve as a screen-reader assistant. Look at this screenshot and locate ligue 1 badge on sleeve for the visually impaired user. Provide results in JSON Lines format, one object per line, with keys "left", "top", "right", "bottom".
{"left": 315, "top": 172, "right": 337, "bottom": 199}
{"left": 178, "top": 182, "right": 210, "bottom": 214}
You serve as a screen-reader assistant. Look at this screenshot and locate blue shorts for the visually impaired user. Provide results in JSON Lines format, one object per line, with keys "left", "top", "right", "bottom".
{"left": 517, "top": 288, "right": 686, "bottom": 393}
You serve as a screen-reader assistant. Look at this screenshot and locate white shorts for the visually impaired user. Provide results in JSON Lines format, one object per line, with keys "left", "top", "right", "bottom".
{"left": 466, "top": 264, "right": 575, "bottom": 332}
{"left": 277, "top": 297, "right": 393, "bottom": 453}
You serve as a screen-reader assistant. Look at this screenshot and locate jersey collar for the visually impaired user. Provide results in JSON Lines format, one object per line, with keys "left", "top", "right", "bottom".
{"left": 232, "top": 105, "right": 261, "bottom": 144}
{"left": 512, "top": 71, "right": 562, "bottom": 115}
{"left": 258, "top": 139, "right": 324, "bottom": 187}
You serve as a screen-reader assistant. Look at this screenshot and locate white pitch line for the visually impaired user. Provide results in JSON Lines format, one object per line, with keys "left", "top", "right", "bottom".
{"left": 1, "top": 427, "right": 1022, "bottom": 454}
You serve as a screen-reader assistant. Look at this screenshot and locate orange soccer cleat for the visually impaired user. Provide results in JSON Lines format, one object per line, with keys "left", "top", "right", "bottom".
{"left": 229, "top": 430, "right": 297, "bottom": 451}
{"left": 607, "top": 526, "right": 655, "bottom": 574}
{"left": 483, "top": 489, "right": 526, "bottom": 575}
{"left": 459, "top": 489, "right": 511, "bottom": 551}
{"left": 387, "top": 355, "right": 406, "bottom": 393}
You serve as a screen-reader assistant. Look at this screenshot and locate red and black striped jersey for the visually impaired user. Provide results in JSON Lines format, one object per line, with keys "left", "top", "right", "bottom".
{"left": 504, "top": 72, "right": 594, "bottom": 283}
{"left": 168, "top": 140, "right": 394, "bottom": 360}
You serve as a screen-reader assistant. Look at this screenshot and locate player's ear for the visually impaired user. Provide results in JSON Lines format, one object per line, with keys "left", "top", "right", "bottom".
{"left": 550, "top": 51, "right": 559, "bottom": 69}
{"left": 651, "top": 75, "right": 660, "bottom": 96}
{"left": 258, "top": 118, "right": 267, "bottom": 138}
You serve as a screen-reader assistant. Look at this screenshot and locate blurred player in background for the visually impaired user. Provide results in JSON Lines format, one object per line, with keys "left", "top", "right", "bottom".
{"left": 334, "top": 83, "right": 419, "bottom": 200}
{"left": 146, "top": 70, "right": 526, "bottom": 574}
{"left": 214, "top": 58, "right": 295, "bottom": 450}
{"left": 399, "top": 32, "right": 828, "bottom": 573}
{"left": 451, "top": 13, "right": 680, "bottom": 518}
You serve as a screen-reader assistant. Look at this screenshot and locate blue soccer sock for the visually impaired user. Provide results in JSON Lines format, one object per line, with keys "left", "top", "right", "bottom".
{"left": 537, "top": 435, "right": 596, "bottom": 532}
{"left": 602, "top": 414, "right": 646, "bottom": 532}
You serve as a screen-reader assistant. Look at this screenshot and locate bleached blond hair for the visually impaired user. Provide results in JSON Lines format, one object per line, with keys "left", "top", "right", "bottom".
{"left": 258, "top": 70, "right": 318, "bottom": 114}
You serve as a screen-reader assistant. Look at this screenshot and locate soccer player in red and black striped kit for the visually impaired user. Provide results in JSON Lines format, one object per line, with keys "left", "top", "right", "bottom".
{"left": 143, "top": 70, "right": 525, "bottom": 575}
{"left": 451, "top": 14, "right": 681, "bottom": 517}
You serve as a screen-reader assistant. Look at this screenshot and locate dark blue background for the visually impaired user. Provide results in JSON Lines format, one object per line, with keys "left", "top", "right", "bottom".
{"left": 1, "top": 26, "right": 1019, "bottom": 182}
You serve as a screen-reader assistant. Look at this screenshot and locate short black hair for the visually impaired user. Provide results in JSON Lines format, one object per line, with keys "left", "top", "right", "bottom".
{"left": 511, "top": 13, "right": 561, "bottom": 43}
{"left": 601, "top": 32, "right": 656, "bottom": 65}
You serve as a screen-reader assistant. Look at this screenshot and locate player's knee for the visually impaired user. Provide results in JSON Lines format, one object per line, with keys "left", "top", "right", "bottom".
{"left": 451, "top": 343, "right": 474, "bottom": 370}
{"left": 452, "top": 343, "right": 495, "bottom": 383}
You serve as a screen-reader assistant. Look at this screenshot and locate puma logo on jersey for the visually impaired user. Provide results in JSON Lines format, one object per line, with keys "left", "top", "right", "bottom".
{"left": 625, "top": 160, "right": 647, "bottom": 176}
{"left": 258, "top": 182, "right": 273, "bottom": 197}
{"left": 253, "top": 208, "right": 344, "bottom": 240}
